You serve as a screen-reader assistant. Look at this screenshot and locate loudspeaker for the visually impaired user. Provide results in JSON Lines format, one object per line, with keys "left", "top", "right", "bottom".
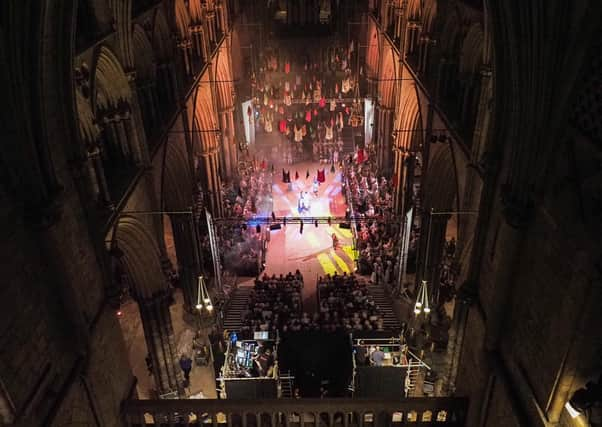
{"left": 339, "top": 223, "right": 351, "bottom": 229}
{"left": 269, "top": 224, "right": 282, "bottom": 230}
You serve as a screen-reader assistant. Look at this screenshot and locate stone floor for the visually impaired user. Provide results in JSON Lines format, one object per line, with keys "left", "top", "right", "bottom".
{"left": 118, "top": 291, "right": 217, "bottom": 399}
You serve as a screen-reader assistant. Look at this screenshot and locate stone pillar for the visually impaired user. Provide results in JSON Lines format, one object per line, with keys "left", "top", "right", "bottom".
{"left": 138, "top": 291, "right": 184, "bottom": 396}
{"left": 89, "top": 146, "right": 113, "bottom": 208}
{"left": 375, "top": 106, "right": 394, "bottom": 174}
{"left": 178, "top": 39, "right": 193, "bottom": 76}
{"left": 127, "top": 72, "right": 151, "bottom": 164}
{"left": 169, "top": 214, "right": 199, "bottom": 313}
{"left": 442, "top": 287, "right": 474, "bottom": 394}
{"left": 484, "top": 202, "right": 528, "bottom": 350}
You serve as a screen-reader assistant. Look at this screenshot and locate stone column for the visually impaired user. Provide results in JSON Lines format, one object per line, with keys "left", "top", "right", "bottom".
{"left": 126, "top": 72, "right": 150, "bottom": 164}
{"left": 89, "top": 146, "right": 113, "bottom": 208}
{"left": 138, "top": 291, "right": 184, "bottom": 396}
{"left": 178, "top": 39, "right": 193, "bottom": 76}
{"left": 169, "top": 214, "right": 199, "bottom": 313}
{"left": 483, "top": 200, "right": 529, "bottom": 350}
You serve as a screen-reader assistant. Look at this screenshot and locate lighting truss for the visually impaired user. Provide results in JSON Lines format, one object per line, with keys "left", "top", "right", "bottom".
{"left": 211, "top": 215, "right": 404, "bottom": 225}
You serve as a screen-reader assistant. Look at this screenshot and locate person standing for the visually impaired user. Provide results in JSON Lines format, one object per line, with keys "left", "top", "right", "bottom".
{"left": 180, "top": 354, "right": 193, "bottom": 385}
{"left": 370, "top": 346, "right": 385, "bottom": 366}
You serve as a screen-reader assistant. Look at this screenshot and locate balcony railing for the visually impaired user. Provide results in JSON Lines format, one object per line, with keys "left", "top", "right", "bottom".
{"left": 123, "top": 397, "right": 468, "bottom": 426}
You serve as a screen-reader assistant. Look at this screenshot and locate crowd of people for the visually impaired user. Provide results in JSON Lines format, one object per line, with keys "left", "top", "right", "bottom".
{"left": 344, "top": 161, "right": 399, "bottom": 279}
{"left": 251, "top": 41, "right": 362, "bottom": 166}
{"left": 317, "top": 272, "right": 387, "bottom": 332}
{"left": 218, "top": 160, "right": 273, "bottom": 276}
{"left": 238, "top": 271, "right": 304, "bottom": 339}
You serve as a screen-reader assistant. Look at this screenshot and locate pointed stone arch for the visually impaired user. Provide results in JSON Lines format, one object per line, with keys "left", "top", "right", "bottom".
{"left": 192, "top": 79, "right": 223, "bottom": 215}
{"left": 407, "top": 0, "right": 422, "bottom": 21}
{"left": 366, "top": 21, "right": 380, "bottom": 80}
{"left": 108, "top": 0, "right": 134, "bottom": 69}
{"left": 75, "top": 90, "right": 100, "bottom": 147}
{"left": 163, "top": 140, "right": 194, "bottom": 212}
{"left": 111, "top": 216, "right": 183, "bottom": 395}
{"left": 174, "top": 0, "right": 191, "bottom": 41}
{"left": 188, "top": 0, "right": 204, "bottom": 24}
{"left": 422, "top": 0, "right": 438, "bottom": 35}
{"left": 114, "top": 215, "right": 166, "bottom": 299}
{"left": 378, "top": 45, "right": 397, "bottom": 109}
{"left": 418, "top": 144, "right": 458, "bottom": 288}
{"left": 92, "top": 46, "right": 132, "bottom": 113}
{"left": 214, "top": 45, "right": 237, "bottom": 179}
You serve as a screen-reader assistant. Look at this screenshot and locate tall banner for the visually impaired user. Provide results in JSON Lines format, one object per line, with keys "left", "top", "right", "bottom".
{"left": 399, "top": 207, "right": 413, "bottom": 293}
{"left": 206, "top": 212, "right": 223, "bottom": 293}
{"left": 364, "top": 97, "right": 374, "bottom": 147}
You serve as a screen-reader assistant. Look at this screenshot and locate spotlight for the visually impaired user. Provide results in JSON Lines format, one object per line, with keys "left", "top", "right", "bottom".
{"left": 256, "top": 224, "right": 261, "bottom": 233}
{"left": 196, "top": 303, "right": 203, "bottom": 310}
{"left": 315, "top": 220, "right": 318, "bottom": 228}
{"left": 206, "top": 304, "right": 213, "bottom": 312}
{"left": 116, "top": 310, "right": 123, "bottom": 317}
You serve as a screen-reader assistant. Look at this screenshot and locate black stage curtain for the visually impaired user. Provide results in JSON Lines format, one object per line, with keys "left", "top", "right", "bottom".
{"left": 278, "top": 331, "right": 353, "bottom": 397}
{"left": 225, "top": 378, "right": 278, "bottom": 399}
{"left": 354, "top": 366, "right": 406, "bottom": 398}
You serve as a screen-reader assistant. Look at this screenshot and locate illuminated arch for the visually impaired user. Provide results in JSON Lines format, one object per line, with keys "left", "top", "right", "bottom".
{"left": 188, "top": 0, "right": 203, "bottom": 24}
{"left": 379, "top": 46, "right": 397, "bottom": 109}
{"left": 75, "top": 90, "right": 100, "bottom": 145}
{"left": 163, "top": 139, "right": 193, "bottom": 211}
{"left": 174, "top": 0, "right": 191, "bottom": 41}
{"left": 422, "top": 0, "right": 438, "bottom": 34}
{"left": 396, "top": 85, "right": 423, "bottom": 152}
{"left": 366, "top": 22, "right": 380, "bottom": 79}
{"left": 92, "top": 46, "right": 132, "bottom": 112}
{"left": 214, "top": 47, "right": 234, "bottom": 110}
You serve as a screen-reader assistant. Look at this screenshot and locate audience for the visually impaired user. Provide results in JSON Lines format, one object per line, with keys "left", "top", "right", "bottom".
{"left": 239, "top": 271, "right": 304, "bottom": 339}
{"left": 317, "top": 272, "right": 386, "bottom": 332}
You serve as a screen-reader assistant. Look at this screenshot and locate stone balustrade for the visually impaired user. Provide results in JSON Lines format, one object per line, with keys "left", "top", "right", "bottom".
{"left": 123, "top": 397, "right": 468, "bottom": 426}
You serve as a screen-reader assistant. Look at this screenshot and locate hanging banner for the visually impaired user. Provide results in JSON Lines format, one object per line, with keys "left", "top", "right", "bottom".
{"left": 206, "top": 212, "right": 223, "bottom": 293}
{"left": 364, "top": 97, "right": 374, "bottom": 147}
{"left": 399, "top": 207, "right": 413, "bottom": 292}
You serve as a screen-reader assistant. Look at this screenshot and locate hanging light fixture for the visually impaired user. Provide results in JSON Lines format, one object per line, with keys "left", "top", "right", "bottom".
{"left": 414, "top": 280, "right": 431, "bottom": 316}
{"left": 196, "top": 275, "right": 213, "bottom": 312}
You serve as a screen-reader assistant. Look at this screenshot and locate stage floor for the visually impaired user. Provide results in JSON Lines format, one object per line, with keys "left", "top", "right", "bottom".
{"left": 263, "top": 159, "right": 357, "bottom": 312}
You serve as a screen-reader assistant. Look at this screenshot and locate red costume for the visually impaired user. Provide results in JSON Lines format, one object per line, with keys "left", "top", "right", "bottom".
{"left": 305, "top": 109, "right": 312, "bottom": 122}
{"left": 317, "top": 169, "right": 326, "bottom": 183}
